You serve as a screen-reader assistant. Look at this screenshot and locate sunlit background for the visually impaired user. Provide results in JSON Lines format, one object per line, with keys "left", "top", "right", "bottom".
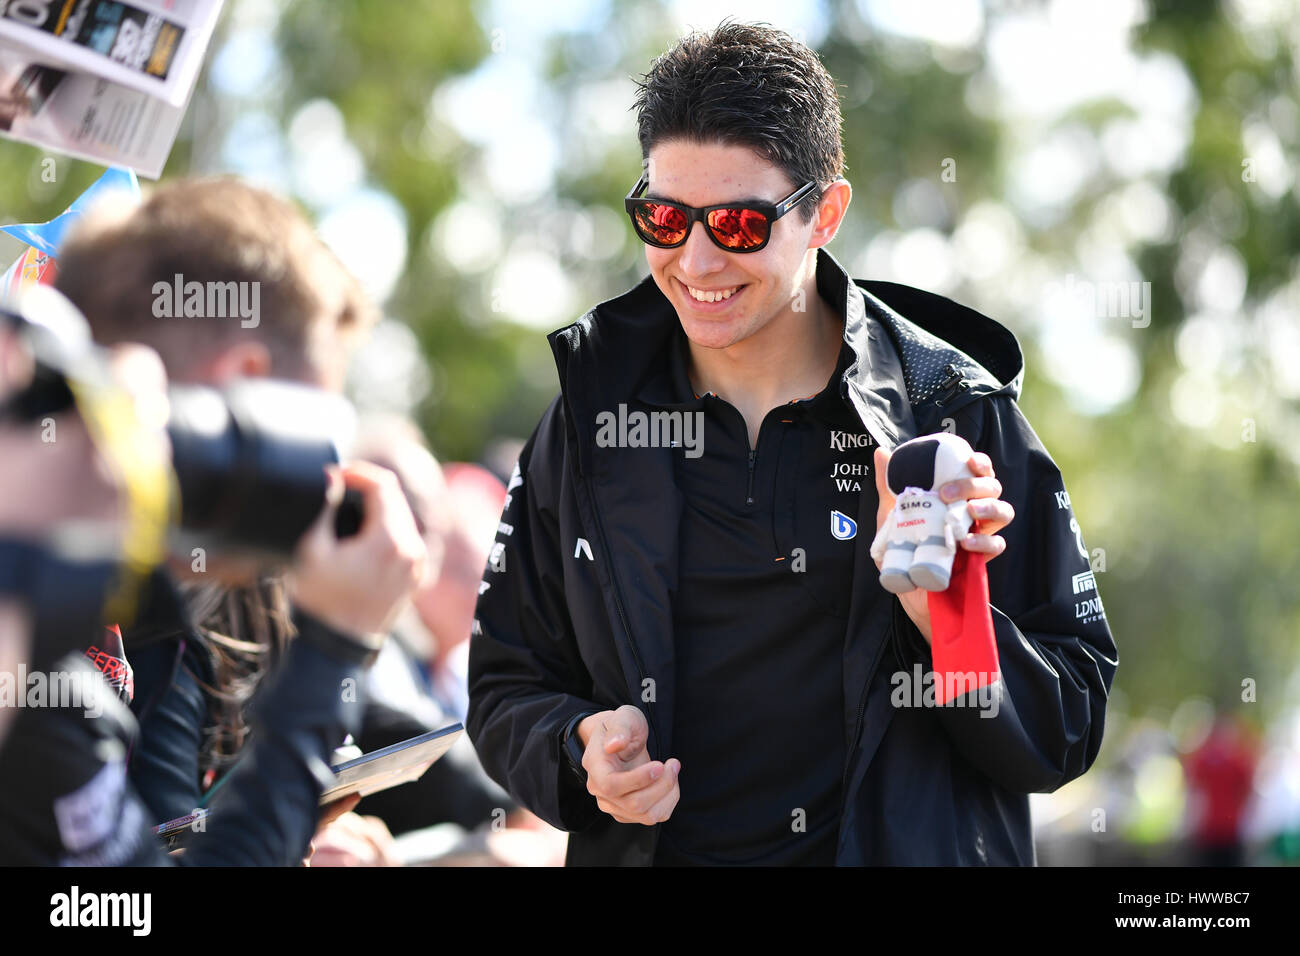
{"left": 2, "top": 0, "right": 1298, "bottom": 864}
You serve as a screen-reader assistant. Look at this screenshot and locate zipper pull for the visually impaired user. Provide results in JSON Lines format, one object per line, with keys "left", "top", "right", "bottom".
{"left": 746, "top": 448, "right": 757, "bottom": 505}
{"left": 935, "top": 364, "right": 968, "bottom": 406}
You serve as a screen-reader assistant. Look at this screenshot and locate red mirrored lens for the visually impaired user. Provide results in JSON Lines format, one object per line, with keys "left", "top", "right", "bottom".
{"left": 707, "top": 207, "right": 770, "bottom": 249}
{"left": 633, "top": 202, "right": 689, "bottom": 245}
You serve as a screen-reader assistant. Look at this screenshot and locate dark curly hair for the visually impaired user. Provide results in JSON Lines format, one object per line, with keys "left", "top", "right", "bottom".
{"left": 633, "top": 20, "right": 845, "bottom": 222}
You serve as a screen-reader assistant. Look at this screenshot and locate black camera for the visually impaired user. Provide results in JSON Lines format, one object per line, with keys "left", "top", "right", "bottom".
{"left": 0, "top": 286, "right": 361, "bottom": 560}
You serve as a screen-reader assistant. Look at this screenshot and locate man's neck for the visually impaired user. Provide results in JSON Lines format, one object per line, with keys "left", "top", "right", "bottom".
{"left": 686, "top": 274, "right": 844, "bottom": 448}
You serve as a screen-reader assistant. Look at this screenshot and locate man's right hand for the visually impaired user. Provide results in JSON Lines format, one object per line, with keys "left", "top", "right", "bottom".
{"left": 288, "top": 460, "right": 426, "bottom": 640}
{"left": 578, "top": 705, "right": 680, "bottom": 826}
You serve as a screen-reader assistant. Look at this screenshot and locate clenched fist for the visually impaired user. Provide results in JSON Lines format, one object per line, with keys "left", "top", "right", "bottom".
{"left": 578, "top": 705, "right": 680, "bottom": 826}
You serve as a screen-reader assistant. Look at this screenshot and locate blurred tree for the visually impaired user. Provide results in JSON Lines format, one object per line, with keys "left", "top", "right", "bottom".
{"left": 273, "top": 0, "right": 525, "bottom": 458}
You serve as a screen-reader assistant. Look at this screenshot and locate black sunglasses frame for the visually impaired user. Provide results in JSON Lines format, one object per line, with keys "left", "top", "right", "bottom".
{"left": 624, "top": 174, "right": 818, "bottom": 253}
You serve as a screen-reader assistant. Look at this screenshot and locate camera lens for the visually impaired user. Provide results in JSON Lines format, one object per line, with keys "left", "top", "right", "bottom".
{"left": 167, "top": 379, "right": 357, "bottom": 557}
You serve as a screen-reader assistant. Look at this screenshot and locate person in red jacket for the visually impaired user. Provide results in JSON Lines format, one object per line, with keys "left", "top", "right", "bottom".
{"left": 1184, "top": 714, "right": 1259, "bottom": 866}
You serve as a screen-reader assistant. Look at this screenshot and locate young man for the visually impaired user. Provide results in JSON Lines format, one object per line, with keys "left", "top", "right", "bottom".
{"left": 467, "top": 22, "right": 1118, "bottom": 865}
{"left": 54, "top": 176, "right": 371, "bottom": 391}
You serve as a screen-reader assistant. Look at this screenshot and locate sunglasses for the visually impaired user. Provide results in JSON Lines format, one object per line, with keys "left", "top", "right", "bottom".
{"left": 624, "top": 174, "right": 818, "bottom": 252}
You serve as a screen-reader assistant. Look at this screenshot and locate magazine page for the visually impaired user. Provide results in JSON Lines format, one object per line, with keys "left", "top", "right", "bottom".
{"left": 0, "top": 40, "right": 184, "bottom": 176}
{"left": 0, "top": 0, "right": 223, "bottom": 107}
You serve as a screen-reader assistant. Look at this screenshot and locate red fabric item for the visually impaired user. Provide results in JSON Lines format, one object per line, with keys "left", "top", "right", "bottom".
{"left": 86, "top": 623, "right": 134, "bottom": 703}
{"left": 925, "top": 548, "right": 999, "bottom": 706}
{"left": 1183, "top": 722, "right": 1258, "bottom": 846}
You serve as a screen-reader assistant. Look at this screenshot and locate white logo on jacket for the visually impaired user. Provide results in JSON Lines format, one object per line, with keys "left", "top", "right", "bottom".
{"left": 830, "top": 460, "right": 870, "bottom": 492}
{"left": 830, "top": 430, "right": 872, "bottom": 451}
{"left": 831, "top": 510, "right": 858, "bottom": 540}
{"left": 1069, "top": 517, "right": 1088, "bottom": 561}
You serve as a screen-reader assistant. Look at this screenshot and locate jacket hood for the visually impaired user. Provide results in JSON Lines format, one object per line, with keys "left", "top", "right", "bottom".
{"left": 547, "top": 248, "right": 1025, "bottom": 459}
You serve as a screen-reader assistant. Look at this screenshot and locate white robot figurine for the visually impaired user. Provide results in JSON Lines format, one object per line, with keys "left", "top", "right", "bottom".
{"left": 870, "top": 432, "right": 977, "bottom": 594}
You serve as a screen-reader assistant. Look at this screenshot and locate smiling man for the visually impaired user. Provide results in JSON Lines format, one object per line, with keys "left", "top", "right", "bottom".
{"left": 467, "top": 21, "right": 1117, "bottom": 866}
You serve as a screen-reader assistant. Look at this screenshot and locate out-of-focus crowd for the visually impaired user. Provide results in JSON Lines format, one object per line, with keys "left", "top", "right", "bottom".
{"left": 0, "top": 176, "right": 565, "bottom": 866}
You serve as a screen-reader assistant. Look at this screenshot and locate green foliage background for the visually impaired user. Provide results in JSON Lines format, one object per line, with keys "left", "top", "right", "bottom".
{"left": 1, "top": 0, "right": 1296, "bottom": 746}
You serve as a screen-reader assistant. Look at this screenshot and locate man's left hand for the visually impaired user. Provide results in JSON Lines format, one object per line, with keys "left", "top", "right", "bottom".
{"left": 872, "top": 447, "right": 1015, "bottom": 644}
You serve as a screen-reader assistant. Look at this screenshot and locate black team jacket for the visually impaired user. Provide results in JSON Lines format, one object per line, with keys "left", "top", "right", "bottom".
{"left": 0, "top": 562, "right": 374, "bottom": 866}
{"left": 467, "top": 248, "right": 1119, "bottom": 865}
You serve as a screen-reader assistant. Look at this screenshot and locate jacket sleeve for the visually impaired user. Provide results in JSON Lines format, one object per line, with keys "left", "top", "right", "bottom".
{"left": 127, "top": 638, "right": 207, "bottom": 824}
{"left": 895, "top": 394, "right": 1118, "bottom": 793}
{"left": 466, "top": 395, "right": 605, "bottom": 832}
{"left": 180, "top": 612, "right": 370, "bottom": 866}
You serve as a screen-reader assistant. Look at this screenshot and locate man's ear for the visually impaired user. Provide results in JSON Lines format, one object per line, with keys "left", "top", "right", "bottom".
{"left": 808, "top": 179, "right": 852, "bottom": 250}
{"left": 201, "top": 340, "right": 273, "bottom": 385}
